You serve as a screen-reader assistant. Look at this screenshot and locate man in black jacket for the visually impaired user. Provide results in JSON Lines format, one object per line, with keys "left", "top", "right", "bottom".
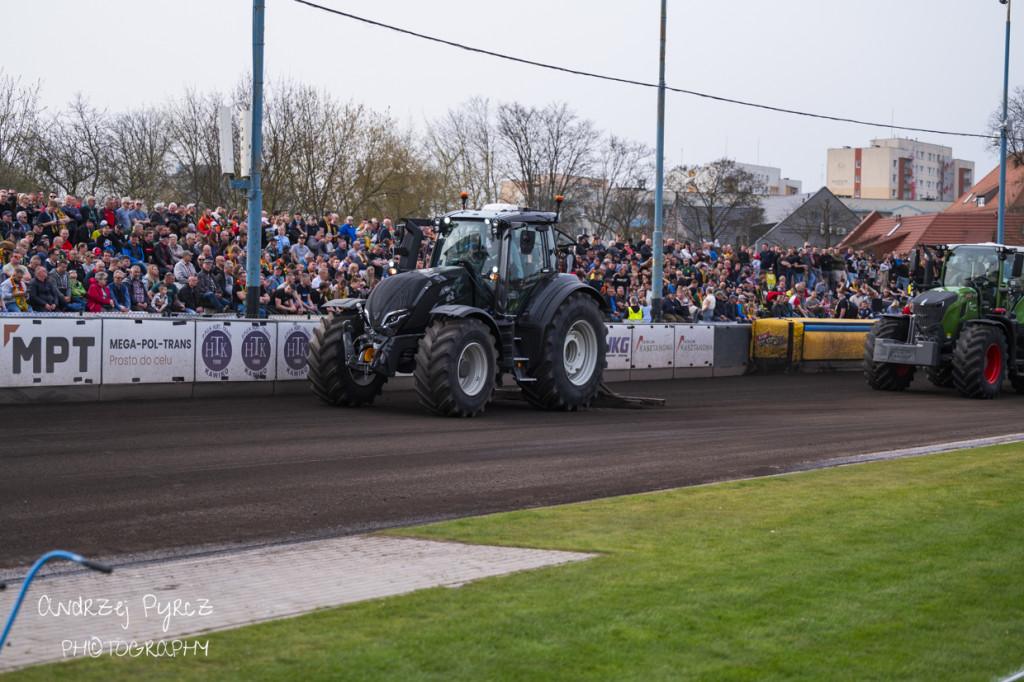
{"left": 27, "top": 266, "right": 60, "bottom": 312}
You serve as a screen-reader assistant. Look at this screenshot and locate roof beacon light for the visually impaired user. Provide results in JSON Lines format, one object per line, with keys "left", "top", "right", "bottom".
{"left": 460, "top": 192, "right": 469, "bottom": 210}
{"left": 554, "top": 196, "right": 564, "bottom": 222}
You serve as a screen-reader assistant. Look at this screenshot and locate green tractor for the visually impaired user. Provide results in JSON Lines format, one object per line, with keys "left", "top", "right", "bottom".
{"left": 864, "top": 243, "right": 1024, "bottom": 398}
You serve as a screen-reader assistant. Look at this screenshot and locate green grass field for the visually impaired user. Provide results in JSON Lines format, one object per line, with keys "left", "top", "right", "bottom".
{"left": 5, "top": 444, "right": 1024, "bottom": 681}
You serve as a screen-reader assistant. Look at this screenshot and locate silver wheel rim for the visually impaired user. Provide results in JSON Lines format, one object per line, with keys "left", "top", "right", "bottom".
{"left": 457, "top": 341, "right": 488, "bottom": 396}
{"left": 564, "top": 320, "right": 598, "bottom": 386}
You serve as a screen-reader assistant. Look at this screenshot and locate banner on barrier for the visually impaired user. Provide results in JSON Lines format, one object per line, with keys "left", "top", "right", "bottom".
{"left": 195, "top": 320, "right": 277, "bottom": 382}
{"left": 102, "top": 318, "right": 195, "bottom": 384}
{"left": 1, "top": 317, "right": 103, "bottom": 387}
{"left": 631, "top": 324, "right": 674, "bottom": 368}
{"left": 276, "top": 321, "right": 320, "bottom": 380}
{"left": 605, "top": 324, "right": 632, "bottom": 370}
{"left": 674, "top": 325, "right": 714, "bottom": 367}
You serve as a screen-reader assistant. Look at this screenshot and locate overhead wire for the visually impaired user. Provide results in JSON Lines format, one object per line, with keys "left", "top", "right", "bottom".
{"left": 291, "top": 0, "right": 998, "bottom": 141}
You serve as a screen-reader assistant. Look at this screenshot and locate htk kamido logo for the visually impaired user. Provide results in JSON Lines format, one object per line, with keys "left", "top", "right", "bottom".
{"left": 282, "top": 326, "right": 311, "bottom": 377}
{"left": 240, "top": 327, "right": 272, "bottom": 379}
{"left": 200, "top": 325, "right": 232, "bottom": 378}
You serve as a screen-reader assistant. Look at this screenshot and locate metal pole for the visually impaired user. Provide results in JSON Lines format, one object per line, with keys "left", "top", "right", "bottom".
{"left": 245, "top": 0, "right": 266, "bottom": 318}
{"left": 651, "top": 0, "right": 667, "bottom": 322}
{"left": 997, "top": 0, "right": 1012, "bottom": 245}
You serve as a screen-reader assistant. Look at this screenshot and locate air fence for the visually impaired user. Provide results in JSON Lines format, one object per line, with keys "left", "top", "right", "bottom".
{"left": 0, "top": 314, "right": 872, "bottom": 404}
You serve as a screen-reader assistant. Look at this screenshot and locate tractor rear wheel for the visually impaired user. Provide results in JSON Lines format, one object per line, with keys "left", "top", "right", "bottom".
{"left": 952, "top": 324, "right": 1006, "bottom": 399}
{"left": 414, "top": 317, "right": 497, "bottom": 417}
{"left": 519, "top": 293, "right": 606, "bottom": 411}
{"left": 307, "top": 311, "right": 387, "bottom": 406}
{"left": 863, "top": 317, "right": 916, "bottom": 391}
{"left": 925, "top": 363, "right": 954, "bottom": 388}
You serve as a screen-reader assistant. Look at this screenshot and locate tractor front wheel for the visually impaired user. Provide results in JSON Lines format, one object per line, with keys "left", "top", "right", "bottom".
{"left": 863, "top": 317, "right": 916, "bottom": 391}
{"left": 307, "top": 312, "right": 387, "bottom": 406}
{"left": 952, "top": 324, "right": 1006, "bottom": 399}
{"left": 414, "top": 317, "right": 497, "bottom": 417}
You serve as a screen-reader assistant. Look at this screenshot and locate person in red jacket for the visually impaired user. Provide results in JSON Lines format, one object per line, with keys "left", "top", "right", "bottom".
{"left": 86, "top": 271, "right": 114, "bottom": 312}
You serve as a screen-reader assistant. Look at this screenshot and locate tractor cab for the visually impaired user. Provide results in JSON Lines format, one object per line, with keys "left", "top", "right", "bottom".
{"left": 430, "top": 210, "right": 562, "bottom": 316}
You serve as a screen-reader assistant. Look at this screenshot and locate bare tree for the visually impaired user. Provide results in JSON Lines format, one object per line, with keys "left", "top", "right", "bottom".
{"left": 424, "top": 96, "right": 500, "bottom": 213}
{"left": 581, "top": 134, "right": 654, "bottom": 240}
{"left": 0, "top": 69, "right": 43, "bottom": 189}
{"left": 989, "top": 84, "right": 1024, "bottom": 167}
{"left": 168, "top": 86, "right": 231, "bottom": 208}
{"left": 668, "top": 158, "right": 766, "bottom": 244}
{"left": 496, "top": 101, "right": 599, "bottom": 225}
{"left": 107, "top": 107, "right": 173, "bottom": 200}
{"left": 34, "top": 93, "right": 108, "bottom": 197}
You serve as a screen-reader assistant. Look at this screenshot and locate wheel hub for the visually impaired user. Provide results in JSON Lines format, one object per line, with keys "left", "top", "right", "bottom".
{"left": 457, "top": 341, "right": 488, "bottom": 396}
{"left": 563, "top": 321, "right": 598, "bottom": 386}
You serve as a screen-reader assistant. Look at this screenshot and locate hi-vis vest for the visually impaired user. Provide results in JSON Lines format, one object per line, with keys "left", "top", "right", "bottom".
{"left": 626, "top": 305, "right": 643, "bottom": 320}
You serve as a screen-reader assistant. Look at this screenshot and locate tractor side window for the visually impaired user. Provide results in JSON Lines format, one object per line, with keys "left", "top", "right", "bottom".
{"left": 507, "top": 226, "right": 553, "bottom": 314}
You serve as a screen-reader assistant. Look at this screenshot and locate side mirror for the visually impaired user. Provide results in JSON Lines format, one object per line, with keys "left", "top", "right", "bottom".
{"left": 520, "top": 230, "right": 536, "bottom": 255}
{"left": 1013, "top": 252, "right": 1024, "bottom": 278}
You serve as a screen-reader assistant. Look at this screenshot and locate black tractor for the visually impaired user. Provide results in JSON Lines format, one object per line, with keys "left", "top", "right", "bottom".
{"left": 306, "top": 201, "right": 608, "bottom": 417}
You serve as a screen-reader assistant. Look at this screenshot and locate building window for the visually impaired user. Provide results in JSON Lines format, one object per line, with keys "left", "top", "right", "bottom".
{"left": 855, "top": 160, "right": 861, "bottom": 169}
{"left": 855, "top": 175, "right": 860, "bottom": 183}
{"left": 893, "top": 160, "right": 898, "bottom": 168}
{"left": 892, "top": 189, "right": 897, "bottom": 197}
{"left": 892, "top": 174, "right": 897, "bottom": 182}
{"left": 855, "top": 190, "right": 860, "bottom": 198}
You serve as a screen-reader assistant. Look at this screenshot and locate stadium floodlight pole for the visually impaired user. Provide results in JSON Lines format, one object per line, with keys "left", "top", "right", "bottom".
{"left": 997, "top": 0, "right": 1012, "bottom": 245}
{"left": 245, "top": 0, "right": 266, "bottom": 318}
{"left": 651, "top": 0, "right": 667, "bottom": 323}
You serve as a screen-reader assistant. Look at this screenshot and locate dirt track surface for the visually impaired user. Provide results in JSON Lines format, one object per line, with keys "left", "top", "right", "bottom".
{"left": 2, "top": 372, "right": 1020, "bottom": 570}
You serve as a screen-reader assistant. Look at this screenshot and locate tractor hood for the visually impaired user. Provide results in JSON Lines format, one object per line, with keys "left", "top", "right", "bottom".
{"left": 913, "top": 287, "right": 972, "bottom": 341}
{"left": 364, "top": 266, "right": 474, "bottom": 331}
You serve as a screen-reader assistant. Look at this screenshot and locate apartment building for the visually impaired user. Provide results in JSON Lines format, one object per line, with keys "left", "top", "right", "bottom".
{"left": 827, "top": 138, "right": 974, "bottom": 201}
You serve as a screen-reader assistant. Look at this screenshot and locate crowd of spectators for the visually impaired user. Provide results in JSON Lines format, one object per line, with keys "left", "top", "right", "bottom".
{"left": 571, "top": 235, "right": 915, "bottom": 323}
{"left": 0, "top": 187, "right": 913, "bottom": 323}
{"left": 0, "top": 189, "right": 400, "bottom": 317}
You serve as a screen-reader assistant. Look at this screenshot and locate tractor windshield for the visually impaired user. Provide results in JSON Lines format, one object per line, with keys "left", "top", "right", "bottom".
{"left": 943, "top": 246, "right": 1001, "bottom": 288}
{"left": 433, "top": 220, "right": 498, "bottom": 275}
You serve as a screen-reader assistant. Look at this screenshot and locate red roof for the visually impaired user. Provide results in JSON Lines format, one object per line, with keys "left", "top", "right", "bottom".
{"left": 945, "top": 159, "right": 1024, "bottom": 214}
{"left": 841, "top": 160, "right": 1024, "bottom": 255}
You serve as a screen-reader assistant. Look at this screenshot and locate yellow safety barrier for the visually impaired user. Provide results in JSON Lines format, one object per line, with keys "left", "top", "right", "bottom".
{"left": 751, "top": 318, "right": 876, "bottom": 363}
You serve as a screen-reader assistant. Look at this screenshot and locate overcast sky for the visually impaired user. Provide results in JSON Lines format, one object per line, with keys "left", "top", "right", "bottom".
{"left": 7, "top": 0, "right": 1019, "bottom": 193}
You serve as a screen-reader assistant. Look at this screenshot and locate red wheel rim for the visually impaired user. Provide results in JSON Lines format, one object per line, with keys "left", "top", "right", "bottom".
{"left": 894, "top": 364, "right": 910, "bottom": 377}
{"left": 984, "top": 343, "right": 1002, "bottom": 384}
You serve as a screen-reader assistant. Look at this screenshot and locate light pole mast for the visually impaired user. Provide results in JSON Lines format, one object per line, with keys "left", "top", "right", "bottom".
{"left": 998, "top": 0, "right": 1012, "bottom": 245}
{"left": 245, "top": 0, "right": 265, "bottom": 318}
{"left": 651, "top": 0, "right": 667, "bottom": 322}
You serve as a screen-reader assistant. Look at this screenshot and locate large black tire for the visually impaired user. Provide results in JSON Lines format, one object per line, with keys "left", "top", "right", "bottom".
{"left": 925, "top": 363, "right": 954, "bottom": 388}
{"left": 952, "top": 324, "right": 1006, "bottom": 399}
{"left": 519, "top": 293, "right": 607, "bottom": 411}
{"left": 414, "top": 317, "right": 497, "bottom": 417}
{"left": 307, "top": 312, "right": 387, "bottom": 406}
{"left": 863, "top": 317, "right": 916, "bottom": 391}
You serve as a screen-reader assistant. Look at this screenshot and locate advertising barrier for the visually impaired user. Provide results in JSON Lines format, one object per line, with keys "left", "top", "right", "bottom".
{"left": 275, "top": 320, "right": 321, "bottom": 380}
{"left": 0, "top": 317, "right": 763, "bottom": 403}
{"left": 194, "top": 320, "right": 277, "bottom": 382}
{"left": 1, "top": 317, "right": 103, "bottom": 387}
{"left": 102, "top": 318, "right": 195, "bottom": 384}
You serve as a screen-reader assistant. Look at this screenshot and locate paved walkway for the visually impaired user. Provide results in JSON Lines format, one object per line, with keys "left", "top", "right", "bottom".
{"left": 0, "top": 535, "right": 595, "bottom": 672}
